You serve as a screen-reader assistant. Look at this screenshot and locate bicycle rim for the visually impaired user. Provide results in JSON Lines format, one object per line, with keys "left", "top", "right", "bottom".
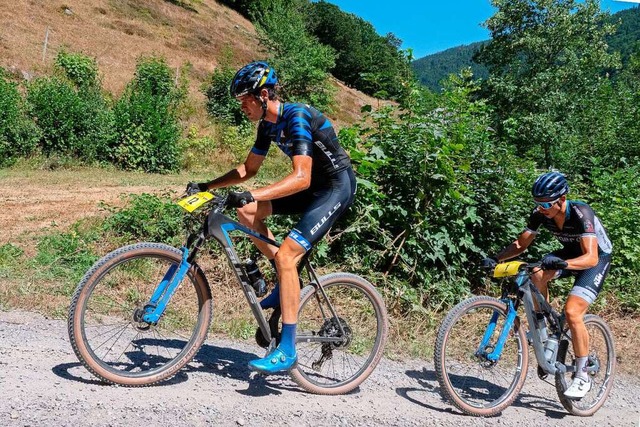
{"left": 555, "top": 314, "right": 616, "bottom": 416}
{"left": 434, "top": 296, "right": 528, "bottom": 416}
{"left": 68, "top": 243, "right": 212, "bottom": 386}
{"left": 290, "top": 273, "right": 388, "bottom": 395}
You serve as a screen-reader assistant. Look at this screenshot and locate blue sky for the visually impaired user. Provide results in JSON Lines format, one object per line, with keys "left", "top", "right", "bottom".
{"left": 324, "top": 1, "right": 640, "bottom": 59}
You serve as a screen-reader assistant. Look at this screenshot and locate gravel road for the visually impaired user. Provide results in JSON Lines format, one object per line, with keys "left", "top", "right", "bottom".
{"left": 0, "top": 310, "right": 638, "bottom": 427}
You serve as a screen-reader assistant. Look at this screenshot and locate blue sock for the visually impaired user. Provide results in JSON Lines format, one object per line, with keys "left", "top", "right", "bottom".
{"left": 279, "top": 323, "right": 296, "bottom": 357}
{"left": 259, "top": 259, "right": 280, "bottom": 309}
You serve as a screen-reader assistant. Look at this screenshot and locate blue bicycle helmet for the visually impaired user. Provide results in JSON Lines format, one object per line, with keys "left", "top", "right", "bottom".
{"left": 531, "top": 172, "right": 569, "bottom": 200}
{"left": 230, "top": 61, "right": 278, "bottom": 97}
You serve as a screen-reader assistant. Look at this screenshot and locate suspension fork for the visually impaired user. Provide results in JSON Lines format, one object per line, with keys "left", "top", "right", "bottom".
{"left": 141, "top": 233, "right": 205, "bottom": 324}
{"left": 476, "top": 298, "right": 518, "bottom": 362}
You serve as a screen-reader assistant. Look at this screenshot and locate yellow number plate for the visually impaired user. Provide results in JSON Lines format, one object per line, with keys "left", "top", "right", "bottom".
{"left": 493, "top": 261, "right": 525, "bottom": 278}
{"left": 177, "top": 192, "right": 214, "bottom": 212}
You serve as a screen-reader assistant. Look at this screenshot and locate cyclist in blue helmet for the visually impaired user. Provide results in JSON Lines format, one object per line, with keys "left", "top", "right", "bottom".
{"left": 188, "top": 61, "right": 356, "bottom": 374}
{"left": 483, "top": 171, "right": 612, "bottom": 399}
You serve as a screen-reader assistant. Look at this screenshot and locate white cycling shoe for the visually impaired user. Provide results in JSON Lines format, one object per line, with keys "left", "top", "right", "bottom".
{"left": 564, "top": 376, "right": 592, "bottom": 399}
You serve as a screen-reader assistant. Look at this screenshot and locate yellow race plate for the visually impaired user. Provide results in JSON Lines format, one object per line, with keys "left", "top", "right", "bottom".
{"left": 177, "top": 192, "right": 214, "bottom": 213}
{"left": 493, "top": 261, "right": 526, "bottom": 278}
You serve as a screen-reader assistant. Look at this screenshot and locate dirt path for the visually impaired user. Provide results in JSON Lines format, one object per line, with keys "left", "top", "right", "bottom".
{"left": 0, "top": 310, "right": 638, "bottom": 427}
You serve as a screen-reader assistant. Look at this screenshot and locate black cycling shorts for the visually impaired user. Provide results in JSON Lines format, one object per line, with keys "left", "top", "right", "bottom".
{"left": 271, "top": 168, "right": 356, "bottom": 252}
{"left": 551, "top": 250, "right": 612, "bottom": 304}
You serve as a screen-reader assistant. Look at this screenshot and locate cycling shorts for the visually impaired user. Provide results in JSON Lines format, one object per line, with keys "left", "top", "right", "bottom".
{"left": 550, "top": 250, "right": 612, "bottom": 304}
{"left": 271, "top": 168, "right": 356, "bottom": 252}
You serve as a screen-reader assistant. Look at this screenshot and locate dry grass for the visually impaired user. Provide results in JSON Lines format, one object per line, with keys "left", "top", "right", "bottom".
{"left": 0, "top": 0, "right": 383, "bottom": 128}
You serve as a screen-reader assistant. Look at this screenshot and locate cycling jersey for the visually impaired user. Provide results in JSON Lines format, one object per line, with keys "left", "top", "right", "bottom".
{"left": 251, "top": 103, "right": 352, "bottom": 183}
{"left": 525, "top": 200, "right": 613, "bottom": 258}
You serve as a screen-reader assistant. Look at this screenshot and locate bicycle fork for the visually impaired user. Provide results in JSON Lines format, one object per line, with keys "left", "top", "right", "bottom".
{"left": 476, "top": 299, "right": 518, "bottom": 362}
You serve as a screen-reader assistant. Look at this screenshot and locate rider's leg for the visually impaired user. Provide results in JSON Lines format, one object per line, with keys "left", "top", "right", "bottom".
{"left": 236, "top": 200, "right": 278, "bottom": 259}
{"left": 530, "top": 269, "right": 556, "bottom": 311}
{"left": 237, "top": 201, "right": 281, "bottom": 308}
{"left": 248, "top": 237, "right": 305, "bottom": 373}
{"left": 565, "top": 295, "right": 590, "bottom": 379}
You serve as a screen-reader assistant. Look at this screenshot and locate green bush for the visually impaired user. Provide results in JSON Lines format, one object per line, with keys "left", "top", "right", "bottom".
{"left": 102, "top": 193, "right": 186, "bottom": 246}
{"left": 202, "top": 63, "right": 249, "bottom": 128}
{"left": 26, "top": 75, "right": 114, "bottom": 161}
{"left": 111, "top": 57, "right": 184, "bottom": 172}
{"left": 0, "top": 70, "right": 40, "bottom": 165}
{"left": 54, "top": 49, "right": 100, "bottom": 89}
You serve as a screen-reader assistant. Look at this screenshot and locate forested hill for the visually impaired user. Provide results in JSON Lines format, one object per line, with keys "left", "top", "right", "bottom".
{"left": 411, "top": 41, "right": 488, "bottom": 91}
{"left": 413, "top": 5, "right": 640, "bottom": 91}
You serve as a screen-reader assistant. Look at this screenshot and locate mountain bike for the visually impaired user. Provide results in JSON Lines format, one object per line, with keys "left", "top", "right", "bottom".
{"left": 68, "top": 191, "right": 388, "bottom": 395}
{"left": 434, "top": 261, "right": 615, "bottom": 416}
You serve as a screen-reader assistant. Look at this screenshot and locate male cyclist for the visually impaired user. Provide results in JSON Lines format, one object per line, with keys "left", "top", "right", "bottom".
{"left": 187, "top": 61, "right": 356, "bottom": 374}
{"left": 484, "top": 172, "right": 612, "bottom": 399}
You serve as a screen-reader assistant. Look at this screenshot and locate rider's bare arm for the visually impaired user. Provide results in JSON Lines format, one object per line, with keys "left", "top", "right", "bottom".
{"left": 565, "top": 236, "right": 599, "bottom": 270}
{"left": 251, "top": 155, "right": 312, "bottom": 201}
{"left": 495, "top": 230, "right": 536, "bottom": 262}
{"left": 204, "top": 151, "right": 265, "bottom": 190}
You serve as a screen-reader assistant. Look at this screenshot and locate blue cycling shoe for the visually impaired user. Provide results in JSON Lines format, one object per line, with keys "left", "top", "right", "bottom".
{"left": 259, "top": 282, "right": 280, "bottom": 310}
{"left": 248, "top": 348, "right": 297, "bottom": 374}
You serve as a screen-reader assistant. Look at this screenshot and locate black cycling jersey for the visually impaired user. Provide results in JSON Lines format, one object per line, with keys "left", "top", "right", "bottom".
{"left": 526, "top": 200, "right": 613, "bottom": 257}
{"left": 251, "top": 103, "right": 352, "bottom": 182}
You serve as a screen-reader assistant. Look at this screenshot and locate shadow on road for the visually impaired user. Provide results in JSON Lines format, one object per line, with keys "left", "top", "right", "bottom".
{"left": 398, "top": 367, "right": 569, "bottom": 419}
{"left": 52, "top": 341, "right": 297, "bottom": 396}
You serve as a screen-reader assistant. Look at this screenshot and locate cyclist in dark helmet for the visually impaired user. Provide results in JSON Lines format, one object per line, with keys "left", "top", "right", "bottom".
{"left": 484, "top": 171, "right": 612, "bottom": 399}
{"left": 187, "top": 61, "right": 356, "bottom": 374}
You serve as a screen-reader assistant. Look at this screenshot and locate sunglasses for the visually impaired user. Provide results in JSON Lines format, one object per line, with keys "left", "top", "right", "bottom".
{"left": 534, "top": 198, "right": 560, "bottom": 209}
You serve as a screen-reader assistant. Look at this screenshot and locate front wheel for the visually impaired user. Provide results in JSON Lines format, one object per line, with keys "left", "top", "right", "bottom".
{"left": 434, "top": 296, "right": 529, "bottom": 416}
{"left": 290, "top": 273, "right": 389, "bottom": 395}
{"left": 555, "top": 314, "right": 616, "bottom": 416}
{"left": 68, "top": 242, "right": 213, "bottom": 386}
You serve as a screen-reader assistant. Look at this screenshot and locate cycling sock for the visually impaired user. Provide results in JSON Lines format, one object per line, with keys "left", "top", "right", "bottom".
{"left": 259, "top": 259, "right": 280, "bottom": 309}
{"left": 575, "top": 356, "right": 589, "bottom": 380}
{"left": 278, "top": 323, "right": 297, "bottom": 357}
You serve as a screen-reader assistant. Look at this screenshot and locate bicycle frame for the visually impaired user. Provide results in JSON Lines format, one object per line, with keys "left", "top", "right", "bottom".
{"left": 477, "top": 267, "right": 577, "bottom": 376}
{"left": 139, "top": 200, "right": 348, "bottom": 349}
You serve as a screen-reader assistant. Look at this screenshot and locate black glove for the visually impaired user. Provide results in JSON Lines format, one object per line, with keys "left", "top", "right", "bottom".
{"left": 227, "top": 191, "right": 255, "bottom": 208}
{"left": 482, "top": 256, "right": 499, "bottom": 269}
{"left": 186, "top": 182, "right": 208, "bottom": 195}
{"left": 541, "top": 255, "right": 568, "bottom": 271}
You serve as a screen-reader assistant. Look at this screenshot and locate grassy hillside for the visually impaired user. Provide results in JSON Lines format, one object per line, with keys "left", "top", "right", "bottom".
{"left": 0, "top": 0, "right": 378, "bottom": 126}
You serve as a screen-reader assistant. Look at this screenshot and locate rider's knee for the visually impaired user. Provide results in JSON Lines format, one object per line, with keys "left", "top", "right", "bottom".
{"left": 564, "top": 303, "right": 585, "bottom": 325}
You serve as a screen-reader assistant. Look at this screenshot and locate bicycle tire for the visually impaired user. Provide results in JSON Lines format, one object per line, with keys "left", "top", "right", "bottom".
{"left": 290, "top": 272, "right": 388, "bottom": 395}
{"left": 554, "top": 314, "right": 616, "bottom": 416}
{"left": 434, "top": 296, "right": 529, "bottom": 416}
{"left": 68, "top": 242, "right": 213, "bottom": 386}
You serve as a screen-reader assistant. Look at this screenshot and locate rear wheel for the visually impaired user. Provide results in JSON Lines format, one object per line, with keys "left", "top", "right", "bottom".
{"left": 68, "top": 243, "right": 212, "bottom": 386}
{"left": 290, "top": 273, "right": 388, "bottom": 395}
{"left": 555, "top": 314, "right": 616, "bottom": 416}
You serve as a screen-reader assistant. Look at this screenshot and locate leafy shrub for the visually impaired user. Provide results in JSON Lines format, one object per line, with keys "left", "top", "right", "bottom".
{"left": 111, "top": 56, "right": 184, "bottom": 172}
{"left": 54, "top": 49, "right": 100, "bottom": 89}
{"left": 202, "top": 62, "right": 249, "bottom": 128}
{"left": 0, "top": 70, "right": 40, "bottom": 165}
{"left": 102, "top": 193, "right": 185, "bottom": 246}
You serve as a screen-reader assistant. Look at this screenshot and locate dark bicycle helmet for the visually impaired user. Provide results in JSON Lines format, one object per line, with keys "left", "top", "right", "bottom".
{"left": 229, "top": 61, "right": 278, "bottom": 97}
{"left": 531, "top": 172, "right": 569, "bottom": 199}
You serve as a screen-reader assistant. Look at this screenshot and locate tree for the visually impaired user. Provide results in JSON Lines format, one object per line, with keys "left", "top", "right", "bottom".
{"left": 475, "top": 0, "right": 620, "bottom": 168}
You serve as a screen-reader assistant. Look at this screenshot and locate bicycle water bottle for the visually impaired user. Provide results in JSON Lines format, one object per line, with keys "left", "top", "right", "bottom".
{"left": 245, "top": 259, "right": 267, "bottom": 297}
{"left": 535, "top": 312, "right": 549, "bottom": 343}
{"left": 544, "top": 333, "right": 560, "bottom": 362}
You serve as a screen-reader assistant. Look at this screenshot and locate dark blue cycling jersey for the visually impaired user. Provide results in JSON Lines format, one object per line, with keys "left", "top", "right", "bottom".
{"left": 251, "top": 103, "right": 352, "bottom": 183}
{"left": 526, "top": 200, "right": 613, "bottom": 257}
